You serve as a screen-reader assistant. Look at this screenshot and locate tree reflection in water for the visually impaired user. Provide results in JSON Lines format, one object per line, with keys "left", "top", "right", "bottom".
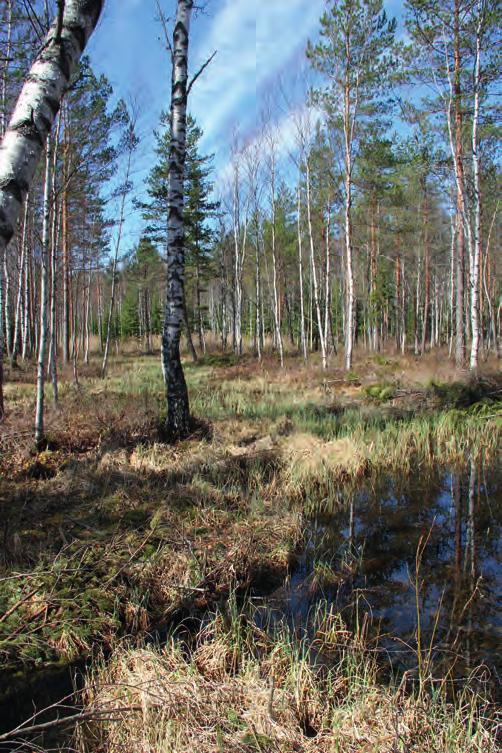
{"left": 261, "top": 462, "right": 501, "bottom": 689}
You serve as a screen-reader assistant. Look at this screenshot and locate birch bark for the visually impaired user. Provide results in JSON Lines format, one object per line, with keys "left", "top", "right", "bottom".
{"left": 0, "top": 0, "right": 104, "bottom": 420}
{"left": 268, "top": 143, "right": 284, "bottom": 367}
{"left": 11, "top": 200, "right": 30, "bottom": 366}
{"left": 162, "top": 0, "right": 193, "bottom": 437}
{"left": 297, "top": 180, "right": 307, "bottom": 362}
{"left": 35, "top": 136, "right": 52, "bottom": 450}
{"left": 305, "top": 159, "right": 327, "bottom": 369}
{"left": 469, "top": 2, "right": 483, "bottom": 370}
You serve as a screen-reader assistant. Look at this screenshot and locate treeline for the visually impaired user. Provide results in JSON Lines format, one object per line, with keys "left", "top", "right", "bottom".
{"left": 0, "top": 0, "right": 500, "bottom": 412}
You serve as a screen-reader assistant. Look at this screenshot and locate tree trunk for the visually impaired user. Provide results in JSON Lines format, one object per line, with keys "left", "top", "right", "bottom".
{"left": 61, "top": 123, "right": 71, "bottom": 365}
{"left": 102, "top": 130, "right": 135, "bottom": 378}
{"left": 420, "top": 181, "right": 430, "bottom": 356}
{"left": 49, "top": 112, "right": 62, "bottom": 402}
{"left": 343, "top": 68, "right": 355, "bottom": 371}
{"left": 162, "top": 0, "right": 193, "bottom": 438}
{"left": 269, "top": 151, "right": 283, "bottom": 368}
{"left": 255, "top": 227, "right": 262, "bottom": 361}
{"left": 183, "top": 293, "right": 198, "bottom": 363}
{"left": 296, "top": 181, "right": 307, "bottom": 361}
{"left": 306, "top": 159, "right": 327, "bottom": 369}
{"left": 0, "top": 0, "right": 13, "bottom": 140}
{"left": 11, "top": 199, "right": 29, "bottom": 367}
{"left": 323, "top": 203, "right": 331, "bottom": 360}
{"left": 469, "top": 4, "right": 482, "bottom": 371}
{"left": 0, "top": 0, "right": 104, "bottom": 419}
{"left": 453, "top": 0, "right": 466, "bottom": 369}
{"left": 22, "top": 240, "right": 31, "bottom": 361}
{"left": 35, "top": 137, "right": 53, "bottom": 450}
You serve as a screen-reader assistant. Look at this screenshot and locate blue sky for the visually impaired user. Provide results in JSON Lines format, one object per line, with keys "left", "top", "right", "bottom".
{"left": 86, "top": 0, "right": 405, "bottom": 248}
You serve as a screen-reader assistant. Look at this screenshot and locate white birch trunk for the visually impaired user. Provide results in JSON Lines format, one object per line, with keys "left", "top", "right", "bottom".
{"left": 269, "top": 149, "right": 283, "bottom": 367}
{"left": 255, "top": 228, "right": 262, "bottom": 361}
{"left": 22, "top": 242, "right": 31, "bottom": 360}
{"left": 469, "top": 3, "right": 483, "bottom": 371}
{"left": 3, "top": 255, "right": 12, "bottom": 357}
{"left": 11, "top": 199, "right": 29, "bottom": 366}
{"left": 0, "top": 0, "right": 13, "bottom": 139}
{"left": 231, "top": 160, "right": 247, "bottom": 357}
{"left": 297, "top": 180, "right": 307, "bottom": 362}
{"left": 49, "top": 112, "right": 62, "bottom": 402}
{"left": 323, "top": 203, "right": 331, "bottom": 360}
{"left": 305, "top": 159, "right": 327, "bottom": 369}
{"left": 35, "top": 136, "right": 52, "bottom": 450}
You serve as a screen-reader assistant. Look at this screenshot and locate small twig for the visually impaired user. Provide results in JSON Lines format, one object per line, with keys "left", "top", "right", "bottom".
{"left": 103, "top": 528, "right": 155, "bottom": 586}
{"left": 0, "top": 588, "right": 39, "bottom": 624}
{"left": 168, "top": 584, "right": 205, "bottom": 592}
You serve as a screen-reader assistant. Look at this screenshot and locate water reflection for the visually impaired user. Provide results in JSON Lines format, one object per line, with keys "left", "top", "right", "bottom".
{"left": 261, "top": 463, "right": 502, "bottom": 686}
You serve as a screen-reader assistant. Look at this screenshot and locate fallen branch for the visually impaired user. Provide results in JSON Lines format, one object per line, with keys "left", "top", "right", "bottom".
{"left": 0, "top": 705, "right": 143, "bottom": 741}
{"left": 0, "top": 588, "right": 39, "bottom": 624}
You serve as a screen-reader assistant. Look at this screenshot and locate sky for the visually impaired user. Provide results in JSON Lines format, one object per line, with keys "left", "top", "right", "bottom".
{"left": 86, "top": 0, "right": 405, "bottom": 248}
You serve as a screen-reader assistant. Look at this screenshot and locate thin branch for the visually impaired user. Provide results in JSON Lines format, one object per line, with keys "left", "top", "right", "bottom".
{"left": 0, "top": 706, "right": 143, "bottom": 742}
{"left": 187, "top": 50, "right": 217, "bottom": 97}
{"left": 21, "top": 0, "right": 45, "bottom": 43}
{"left": 155, "top": 0, "right": 174, "bottom": 62}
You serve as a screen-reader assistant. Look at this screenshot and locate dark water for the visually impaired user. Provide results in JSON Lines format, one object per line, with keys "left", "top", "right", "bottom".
{"left": 257, "top": 463, "right": 502, "bottom": 689}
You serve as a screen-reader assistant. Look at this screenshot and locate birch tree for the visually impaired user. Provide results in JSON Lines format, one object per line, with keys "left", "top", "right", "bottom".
{"left": 263, "top": 121, "right": 284, "bottom": 367}
{"left": 34, "top": 134, "right": 52, "bottom": 450}
{"left": 0, "top": 0, "right": 104, "bottom": 421}
{"left": 162, "top": 0, "right": 193, "bottom": 438}
{"left": 229, "top": 141, "right": 250, "bottom": 357}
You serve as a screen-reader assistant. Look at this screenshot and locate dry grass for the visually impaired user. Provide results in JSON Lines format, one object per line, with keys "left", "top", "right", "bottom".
{"left": 1, "top": 347, "right": 500, "bottom": 750}
{"left": 79, "top": 609, "right": 499, "bottom": 753}
{"left": 1, "top": 348, "right": 500, "bottom": 671}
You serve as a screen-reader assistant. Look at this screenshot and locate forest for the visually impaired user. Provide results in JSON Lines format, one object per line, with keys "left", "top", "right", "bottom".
{"left": 0, "top": 1, "right": 500, "bottom": 751}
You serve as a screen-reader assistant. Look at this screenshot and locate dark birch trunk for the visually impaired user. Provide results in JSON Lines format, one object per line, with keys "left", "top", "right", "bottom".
{"left": 162, "top": 0, "right": 193, "bottom": 438}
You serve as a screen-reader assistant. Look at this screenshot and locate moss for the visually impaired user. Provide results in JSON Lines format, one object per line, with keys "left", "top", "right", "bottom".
{"left": 364, "top": 382, "right": 396, "bottom": 402}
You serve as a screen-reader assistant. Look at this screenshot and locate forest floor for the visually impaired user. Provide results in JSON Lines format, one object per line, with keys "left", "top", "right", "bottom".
{"left": 0, "top": 346, "right": 501, "bottom": 751}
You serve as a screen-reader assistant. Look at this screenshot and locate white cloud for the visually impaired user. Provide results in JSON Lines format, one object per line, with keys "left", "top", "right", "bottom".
{"left": 189, "top": 0, "right": 325, "bottom": 151}
{"left": 213, "top": 103, "right": 323, "bottom": 197}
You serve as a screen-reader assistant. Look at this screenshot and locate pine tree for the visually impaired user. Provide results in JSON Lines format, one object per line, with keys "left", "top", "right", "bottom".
{"left": 308, "top": 0, "right": 396, "bottom": 369}
{"left": 141, "top": 113, "right": 219, "bottom": 355}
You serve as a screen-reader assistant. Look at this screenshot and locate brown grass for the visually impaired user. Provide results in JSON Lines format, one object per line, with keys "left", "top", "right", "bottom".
{"left": 79, "top": 611, "right": 499, "bottom": 753}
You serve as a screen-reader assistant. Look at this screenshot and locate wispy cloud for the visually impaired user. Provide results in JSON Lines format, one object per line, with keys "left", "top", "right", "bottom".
{"left": 189, "top": 0, "right": 325, "bottom": 152}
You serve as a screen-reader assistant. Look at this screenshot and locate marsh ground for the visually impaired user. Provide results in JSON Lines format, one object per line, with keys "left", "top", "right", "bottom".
{"left": 0, "top": 345, "right": 500, "bottom": 751}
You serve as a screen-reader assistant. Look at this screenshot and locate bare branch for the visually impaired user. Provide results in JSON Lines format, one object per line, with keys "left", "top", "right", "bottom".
{"left": 155, "top": 0, "right": 174, "bottom": 62}
{"left": 187, "top": 50, "right": 217, "bottom": 97}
